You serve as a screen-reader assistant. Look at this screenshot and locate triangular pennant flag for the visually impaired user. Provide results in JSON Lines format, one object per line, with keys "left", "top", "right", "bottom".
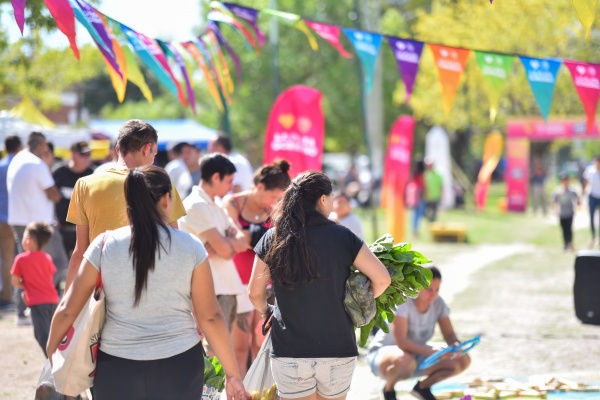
{"left": 181, "top": 41, "right": 224, "bottom": 111}
{"left": 97, "top": 11, "right": 127, "bottom": 102}
{"left": 386, "top": 37, "right": 424, "bottom": 103}
{"left": 105, "top": 17, "right": 153, "bottom": 103}
{"left": 70, "top": 0, "right": 122, "bottom": 79}
{"left": 207, "top": 21, "right": 242, "bottom": 81}
{"left": 428, "top": 44, "right": 471, "bottom": 114}
{"left": 207, "top": 9, "right": 257, "bottom": 49}
{"left": 159, "top": 40, "right": 197, "bottom": 114}
{"left": 196, "top": 36, "right": 232, "bottom": 105}
{"left": 294, "top": 20, "right": 319, "bottom": 51}
{"left": 305, "top": 20, "right": 352, "bottom": 58}
{"left": 201, "top": 32, "right": 234, "bottom": 98}
{"left": 519, "top": 56, "right": 562, "bottom": 121}
{"left": 572, "top": 0, "right": 598, "bottom": 38}
{"left": 342, "top": 28, "right": 383, "bottom": 93}
{"left": 121, "top": 24, "right": 187, "bottom": 106}
{"left": 564, "top": 60, "right": 600, "bottom": 132}
{"left": 11, "top": 0, "right": 26, "bottom": 34}
{"left": 474, "top": 51, "right": 515, "bottom": 122}
{"left": 44, "top": 0, "right": 79, "bottom": 59}
{"left": 261, "top": 9, "right": 318, "bottom": 51}
{"left": 223, "top": 2, "right": 265, "bottom": 47}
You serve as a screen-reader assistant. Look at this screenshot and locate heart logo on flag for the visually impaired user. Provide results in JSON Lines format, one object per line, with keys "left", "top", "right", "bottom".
{"left": 589, "top": 67, "right": 597, "bottom": 76}
{"left": 441, "top": 49, "right": 449, "bottom": 57}
{"left": 451, "top": 51, "right": 458, "bottom": 59}
{"left": 396, "top": 41, "right": 406, "bottom": 50}
{"left": 407, "top": 43, "right": 414, "bottom": 52}
{"left": 355, "top": 32, "right": 363, "bottom": 40}
{"left": 577, "top": 65, "right": 587, "bottom": 75}
{"left": 530, "top": 60, "right": 540, "bottom": 69}
{"left": 484, "top": 55, "right": 494, "bottom": 64}
{"left": 278, "top": 114, "right": 296, "bottom": 129}
{"left": 542, "top": 61, "right": 550, "bottom": 70}
{"left": 298, "top": 117, "right": 312, "bottom": 134}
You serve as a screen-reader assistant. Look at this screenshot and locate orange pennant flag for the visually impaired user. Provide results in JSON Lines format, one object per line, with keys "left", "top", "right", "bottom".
{"left": 97, "top": 11, "right": 127, "bottom": 102}
{"left": 428, "top": 44, "right": 470, "bottom": 114}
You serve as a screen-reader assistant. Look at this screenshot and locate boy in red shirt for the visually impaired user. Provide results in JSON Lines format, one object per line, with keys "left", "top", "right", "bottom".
{"left": 11, "top": 222, "right": 59, "bottom": 357}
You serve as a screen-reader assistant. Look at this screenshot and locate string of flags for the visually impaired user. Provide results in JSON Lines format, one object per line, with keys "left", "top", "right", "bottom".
{"left": 8, "top": 0, "right": 600, "bottom": 131}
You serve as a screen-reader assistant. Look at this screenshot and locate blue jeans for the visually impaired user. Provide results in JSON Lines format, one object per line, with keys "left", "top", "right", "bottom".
{"left": 412, "top": 200, "right": 426, "bottom": 234}
{"left": 590, "top": 195, "right": 600, "bottom": 238}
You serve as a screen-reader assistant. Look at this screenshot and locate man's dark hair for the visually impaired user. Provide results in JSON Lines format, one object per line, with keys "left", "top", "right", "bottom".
{"left": 27, "top": 132, "right": 46, "bottom": 152}
{"left": 429, "top": 266, "right": 442, "bottom": 280}
{"left": 200, "top": 153, "right": 236, "bottom": 183}
{"left": 5, "top": 135, "right": 22, "bottom": 153}
{"left": 25, "top": 222, "right": 53, "bottom": 249}
{"left": 116, "top": 120, "right": 158, "bottom": 157}
{"left": 213, "top": 134, "right": 232, "bottom": 153}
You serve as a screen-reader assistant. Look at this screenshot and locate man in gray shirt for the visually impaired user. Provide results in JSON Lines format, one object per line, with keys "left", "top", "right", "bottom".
{"left": 553, "top": 173, "right": 580, "bottom": 251}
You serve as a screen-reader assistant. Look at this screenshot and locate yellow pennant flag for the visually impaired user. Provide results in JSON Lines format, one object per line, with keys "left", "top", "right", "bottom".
{"left": 573, "top": 0, "right": 598, "bottom": 38}
{"left": 294, "top": 20, "right": 319, "bottom": 51}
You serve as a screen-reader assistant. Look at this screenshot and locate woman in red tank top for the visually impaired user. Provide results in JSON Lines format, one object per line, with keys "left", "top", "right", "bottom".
{"left": 222, "top": 160, "right": 291, "bottom": 377}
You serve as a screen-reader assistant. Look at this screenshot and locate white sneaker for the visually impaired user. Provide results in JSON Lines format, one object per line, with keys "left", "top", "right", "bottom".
{"left": 15, "top": 315, "right": 32, "bottom": 326}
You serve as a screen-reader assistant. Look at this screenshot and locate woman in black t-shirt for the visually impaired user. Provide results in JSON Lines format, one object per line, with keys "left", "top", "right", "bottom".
{"left": 250, "top": 171, "right": 390, "bottom": 400}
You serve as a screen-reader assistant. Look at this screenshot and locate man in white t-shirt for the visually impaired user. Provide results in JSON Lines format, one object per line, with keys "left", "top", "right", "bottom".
{"left": 209, "top": 134, "right": 253, "bottom": 193}
{"left": 164, "top": 142, "right": 194, "bottom": 198}
{"left": 6, "top": 132, "right": 68, "bottom": 324}
{"left": 583, "top": 155, "right": 600, "bottom": 246}
{"left": 178, "top": 153, "right": 250, "bottom": 329}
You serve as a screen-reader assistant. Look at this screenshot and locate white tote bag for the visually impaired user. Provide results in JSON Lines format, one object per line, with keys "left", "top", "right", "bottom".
{"left": 52, "top": 234, "right": 107, "bottom": 396}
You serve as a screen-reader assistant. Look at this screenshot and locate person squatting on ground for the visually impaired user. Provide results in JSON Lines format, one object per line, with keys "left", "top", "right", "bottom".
{"left": 583, "top": 155, "right": 600, "bottom": 247}
{"left": 366, "top": 267, "right": 470, "bottom": 400}
{"left": 552, "top": 173, "right": 580, "bottom": 251}
{"left": 10, "top": 222, "right": 58, "bottom": 357}
{"left": 178, "top": 153, "right": 250, "bottom": 331}
{"left": 249, "top": 171, "right": 391, "bottom": 400}
{"left": 222, "top": 160, "right": 291, "bottom": 377}
{"left": 47, "top": 166, "right": 248, "bottom": 400}
{"left": 65, "top": 119, "right": 187, "bottom": 291}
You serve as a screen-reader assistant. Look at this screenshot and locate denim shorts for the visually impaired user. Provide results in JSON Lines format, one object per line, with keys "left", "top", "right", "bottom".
{"left": 366, "top": 346, "right": 427, "bottom": 378}
{"left": 270, "top": 356, "right": 357, "bottom": 399}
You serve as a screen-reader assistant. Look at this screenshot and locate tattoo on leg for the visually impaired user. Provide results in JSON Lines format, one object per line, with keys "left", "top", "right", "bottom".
{"left": 236, "top": 312, "right": 252, "bottom": 332}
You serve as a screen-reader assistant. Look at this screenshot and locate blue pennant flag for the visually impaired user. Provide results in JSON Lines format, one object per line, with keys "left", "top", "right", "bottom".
{"left": 342, "top": 28, "right": 382, "bottom": 93}
{"left": 519, "top": 56, "right": 562, "bottom": 121}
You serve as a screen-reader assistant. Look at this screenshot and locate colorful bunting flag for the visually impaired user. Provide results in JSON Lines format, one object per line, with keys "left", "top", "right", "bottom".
{"left": 474, "top": 51, "right": 515, "bottom": 122}
{"left": 97, "top": 12, "right": 127, "bottom": 102}
{"left": 121, "top": 24, "right": 187, "bottom": 106}
{"left": 428, "top": 44, "right": 471, "bottom": 113}
{"left": 386, "top": 37, "right": 424, "bottom": 103}
{"left": 181, "top": 41, "right": 224, "bottom": 111}
{"left": 572, "top": 0, "right": 597, "bottom": 38}
{"left": 261, "top": 9, "right": 318, "bottom": 51}
{"left": 207, "top": 9, "right": 257, "bottom": 50}
{"left": 305, "top": 20, "right": 352, "bottom": 58}
{"left": 223, "top": 2, "right": 265, "bottom": 47}
{"left": 519, "top": 56, "right": 562, "bottom": 121}
{"left": 104, "top": 17, "right": 153, "bottom": 103}
{"left": 207, "top": 21, "right": 243, "bottom": 81}
{"left": 564, "top": 60, "right": 600, "bottom": 132}
{"left": 201, "top": 32, "right": 235, "bottom": 99}
{"left": 44, "top": 0, "right": 79, "bottom": 59}
{"left": 11, "top": 0, "right": 26, "bottom": 34}
{"left": 159, "top": 40, "right": 197, "bottom": 114}
{"left": 342, "top": 28, "right": 383, "bottom": 93}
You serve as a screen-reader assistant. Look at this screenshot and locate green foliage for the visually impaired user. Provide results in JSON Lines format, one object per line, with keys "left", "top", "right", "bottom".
{"left": 204, "top": 356, "right": 225, "bottom": 392}
{"left": 354, "top": 233, "right": 432, "bottom": 347}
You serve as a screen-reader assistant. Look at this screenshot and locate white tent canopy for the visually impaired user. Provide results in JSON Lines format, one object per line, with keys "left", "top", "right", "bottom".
{"left": 89, "top": 119, "right": 218, "bottom": 151}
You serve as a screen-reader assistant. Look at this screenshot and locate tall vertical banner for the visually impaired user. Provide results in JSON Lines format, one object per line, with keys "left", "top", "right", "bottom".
{"left": 428, "top": 44, "right": 470, "bottom": 114}
{"left": 505, "top": 138, "right": 530, "bottom": 212}
{"left": 263, "top": 86, "right": 325, "bottom": 179}
{"left": 475, "top": 130, "right": 504, "bottom": 210}
{"left": 386, "top": 38, "right": 424, "bottom": 103}
{"left": 564, "top": 60, "right": 600, "bottom": 133}
{"left": 381, "top": 116, "right": 415, "bottom": 243}
{"left": 425, "top": 126, "right": 454, "bottom": 208}
{"left": 474, "top": 52, "right": 515, "bottom": 122}
{"left": 342, "top": 28, "right": 383, "bottom": 93}
{"left": 519, "top": 56, "right": 562, "bottom": 121}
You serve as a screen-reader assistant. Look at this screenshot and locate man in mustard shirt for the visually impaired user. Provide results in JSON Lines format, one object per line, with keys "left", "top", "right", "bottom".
{"left": 65, "top": 120, "right": 186, "bottom": 289}
{"left": 424, "top": 157, "right": 444, "bottom": 222}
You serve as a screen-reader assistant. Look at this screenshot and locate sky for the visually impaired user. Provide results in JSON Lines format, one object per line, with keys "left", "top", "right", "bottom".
{"left": 4, "top": 0, "right": 203, "bottom": 47}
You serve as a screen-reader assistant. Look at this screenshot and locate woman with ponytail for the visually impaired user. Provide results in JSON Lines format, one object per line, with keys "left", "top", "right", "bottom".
{"left": 47, "top": 165, "right": 248, "bottom": 400}
{"left": 249, "top": 171, "right": 391, "bottom": 400}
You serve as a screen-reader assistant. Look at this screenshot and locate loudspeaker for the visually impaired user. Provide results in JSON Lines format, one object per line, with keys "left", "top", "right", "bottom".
{"left": 574, "top": 250, "right": 600, "bottom": 325}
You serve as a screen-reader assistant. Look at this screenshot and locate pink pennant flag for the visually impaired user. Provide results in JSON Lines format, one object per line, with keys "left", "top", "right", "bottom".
{"left": 305, "top": 20, "right": 352, "bottom": 58}
{"left": 11, "top": 0, "right": 26, "bottom": 34}
{"left": 564, "top": 60, "right": 600, "bottom": 133}
{"left": 44, "top": 0, "right": 79, "bottom": 59}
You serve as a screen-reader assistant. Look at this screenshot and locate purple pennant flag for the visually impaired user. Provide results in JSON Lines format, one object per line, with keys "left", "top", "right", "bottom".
{"left": 11, "top": 0, "right": 26, "bottom": 34}
{"left": 223, "top": 2, "right": 265, "bottom": 47}
{"left": 76, "top": 0, "right": 115, "bottom": 56}
{"left": 160, "top": 41, "right": 197, "bottom": 115}
{"left": 386, "top": 37, "right": 424, "bottom": 103}
{"left": 207, "top": 21, "right": 242, "bottom": 82}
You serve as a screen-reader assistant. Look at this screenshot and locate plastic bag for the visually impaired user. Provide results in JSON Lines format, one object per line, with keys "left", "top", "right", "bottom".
{"left": 35, "top": 360, "right": 81, "bottom": 400}
{"left": 242, "top": 332, "right": 278, "bottom": 400}
{"left": 343, "top": 273, "right": 376, "bottom": 327}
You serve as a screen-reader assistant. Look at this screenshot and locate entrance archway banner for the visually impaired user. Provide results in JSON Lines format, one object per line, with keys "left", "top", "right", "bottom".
{"left": 507, "top": 118, "right": 599, "bottom": 140}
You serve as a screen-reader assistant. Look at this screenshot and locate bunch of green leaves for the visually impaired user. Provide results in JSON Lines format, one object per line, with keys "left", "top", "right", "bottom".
{"left": 204, "top": 356, "right": 225, "bottom": 392}
{"left": 354, "top": 234, "right": 433, "bottom": 347}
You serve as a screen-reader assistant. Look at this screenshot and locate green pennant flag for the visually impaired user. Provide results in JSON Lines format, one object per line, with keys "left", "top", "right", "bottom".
{"left": 475, "top": 51, "right": 515, "bottom": 122}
